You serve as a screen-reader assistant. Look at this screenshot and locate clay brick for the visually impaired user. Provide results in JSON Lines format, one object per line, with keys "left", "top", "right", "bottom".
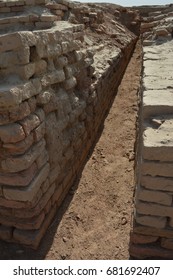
{"left": 3, "top": 163, "right": 49, "bottom": 201}
{"left": 137, "top": 187, "right": 172, "bottom": 206}
{"left": 0, "top": 196, "right": 28, "bottom": 209}
{"left": 35, "top": 21, "right": 53, "bottom": 29}
{"left": 0, "top": 162, "right": 37, "bottom": 186}
{"left": 6, "top": 1, "right": 17, "bottom": 7}
{"left": 28, "top": 97, "right": 37, "bottom": 113}
{"left": 25, "top": 0, "right": 35, "bottom": 5}
{"left": 35, "top": 60, "right": 47, "bottom": 76}
{"left": 136, "top": 200, "right": 173, "bottom": 218}
{"left": 135, "top": 214, "right": 167, "bottom": 228}
{"left": 36, "top": 149, "right": 48, "bottom": 169}
{"left": 13, "top": 204, "right": 57, "bottom": 249}
{"left": 0, "top": 210, "right": 45, "bottom": 230}
{"left": 63, "top": 77, "right": 77, "bottom": 90}
{"left": 0, "top": 33, "right": 23, "bottom": 53}
{"left": 19, "top": 113, "right": 40, "bottom": 136}
{"left": 40, "top": 15, "right": 57, "bottom": 22}
{"left": 130, "top": 243, "right": 173, "bottom": 259}
{"left": 134, "top": 223, "right": 173, "bottom": 239}
{"left": 35, "top": 108, "right": 45, "bottom": 122}
{"left": 21, "top": 81, "right": 37, "bottom": 101}
{"left": 3, "top": 134, "right": 34, "bottom": 155}
{"left": 9, "top": 101, "right": 31, "bottom": 122}
{"left": 16, "top": 1, "right": 25, "bottom": 6}
{"left": 130, "top": 232, "right": 158, "bottom": 244}
{"left": 11, "top": 6, "right": 24, "bottom": 12}
{"left": 46, "top": 3, "right": 68, "bottom": 10}
{"left": 161, "top": 238, "right": 173, "bottom": 250}
{"left": 18, "top": 63, "right": 35, "bottom": 80}
{"left": 14, "top": 183, "right": 56, "bottom": 218}
{"left": 0, "top": 7, "right": 11, "bottom": 13}
{"left": 36, "top": 90, "right": 53, "bottom": 105}
{"left": 41, "top": 70, "right": 65, "bottom": 86}
{"left": 0, "top": 86, "right": 22, "bottom": 110}
{"left": 33, "top": 122, "right": 45, "bottom": 142}
{"left": 1, "top": 139, "right": 46, "bottom": 173}
{"left": 41, "top": 179, "right": 49, "bottom": 194}
{"left": 0, "top": 225, "right": 13, "bottom": 240}
{"left": 141, "top": 175, "right": 173, "bottom": 192}
{"left": 0, "top": 123, "right": 25, "bottom": 144}
{"left": 142, "top": 161, "right": 173, "bottom": 178}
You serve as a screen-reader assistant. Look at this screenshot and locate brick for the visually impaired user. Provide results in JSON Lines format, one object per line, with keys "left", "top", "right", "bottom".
{"left": 11, "top": 6, "right": 24, "bottom": 12}
{"left": 141, "top": 175, "right": 173, "bottom": 192}
{"left": 137, "top": 187, "right": 172, "bottom": 206}
{"left": 3, "top": 163, "right": 50, "bottom": 201}
{"left": 0, "top": 196, "right": 28, "bottom": 209}
{"left": 20, "top": 81, "right": 37, "bottom": 101}
{"left": 0, "top": 86, "right": 22, "bottom": 110}
{"left": 0, "top": 225, "right": 13, "bottom": 241}
{"left": 135, "top": 214, "right": 167, "bottom": 229}
{"left": 41, "top": 70, "right": 65, "bottom": 86}
{"left": 161, "top": 238, "right": 173, "bottom": 250}
{"left": 134, "top": 223, "right": 173, "bottom": 239}
{"left": 46, "top": 3, "right": 68, "bottom": 10}
{"left": 0, "top": 210, "right": 45, "bottom": 230}
{"left": 19, "top": 113, "right": 40, "bottom": 136}
{"left": 33, "top": 122, "right": 45, "bottom": 142}
{"left": 18, "top": 63, "right": 35, "bottom": 80}
{"left": 36, "top": 90, "right": 53, "bottom": 105}
{"left": 0, "top": 162, "right": 37, "bottom": 187}
{"left": 35, "top": 108, "right": 45, "bottom": 122}
{"left": 0, "top": 7, "right": 11, "bottom": 13}
{"left": 63, "top": 77, "right": 77, "bottom": 90}
{"left": 36, "top": 149, "right": 48, "bottom": 169}
{"left": 35, "top": 60, "right": 47, "bottom": 76}
{"left": 25, "top": 0, "right": 35, "bottom": 5}
{"left": 6, "top": 1, "right": 17, "bottom": 7}
{"left": 40, "top": 15, "right": 57, "bottom": 22}
{"left": 142, "top": 161, "right": 173, "bottom": 178}
{"left": 136, "top": 200, "right": 173, "bottom": 218}
{"left": 14, "top": 183, "right": 56, "bottom": 218}
{"left": 13, "top": 204, "right": 56, "bottom": 249}
{"left": 35, "top": 21, "right": 53, "bottom": 29}
{"left": 0, "top": 123, "right": 25, "bottom": 144}
{"left": 130, "top": 243, "right": 173, "bottom": 259}
{"left": 130, "top": 232, "right": 158, "bottom": 244}
{"left": 9, "top": 101, "right": 31, "bottom": 122}
{"left": 3, "top": 133, "right": 34, "bottom": 155}
{"left": 1, "top": 139, "right": 46, "bottom": 172}
{"left": 28, "top": 97, "right": 37, "bottom": 113}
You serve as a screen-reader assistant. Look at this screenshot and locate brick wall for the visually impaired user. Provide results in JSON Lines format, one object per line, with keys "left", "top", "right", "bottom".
{"left": 0, "top": 2, "right": 136, "bottom": 248}
{"left": 130, "top": 6, "right": 173, "bottom": 259}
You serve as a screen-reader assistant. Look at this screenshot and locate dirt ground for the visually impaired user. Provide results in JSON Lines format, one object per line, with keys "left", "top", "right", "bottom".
{"left": 0, "top": 40, "right": 142, "bottom": 260}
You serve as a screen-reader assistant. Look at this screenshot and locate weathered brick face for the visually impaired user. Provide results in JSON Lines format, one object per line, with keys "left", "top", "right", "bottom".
{"left": 130, "top": 5, "right": 173, "bottom": 259}
{"left": 0, "top": 1, "right": 136, "bottom": 248}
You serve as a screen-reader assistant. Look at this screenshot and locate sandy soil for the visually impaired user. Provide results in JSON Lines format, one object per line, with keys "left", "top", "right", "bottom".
{"left": 0, "top": 39, "right": 142, "bottom": 260}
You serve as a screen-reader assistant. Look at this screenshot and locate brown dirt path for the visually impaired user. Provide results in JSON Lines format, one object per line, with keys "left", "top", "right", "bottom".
{"left": 44, "top": 40, "right": 142, "bottom": 260}
{"left": 0, "top": 40, "right": 142, "bottom": 260}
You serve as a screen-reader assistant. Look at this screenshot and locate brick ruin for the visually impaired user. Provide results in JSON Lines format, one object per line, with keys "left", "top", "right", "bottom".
{"left": 0, "top": 0, "right": 173, "bottom": 259}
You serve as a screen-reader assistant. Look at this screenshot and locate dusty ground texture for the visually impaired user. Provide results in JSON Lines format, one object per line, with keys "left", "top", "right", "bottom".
{"left": 0, "top": 40, "right": 142, "bottom": 260}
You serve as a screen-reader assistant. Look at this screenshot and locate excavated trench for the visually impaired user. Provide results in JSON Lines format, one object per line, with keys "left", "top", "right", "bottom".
{"left": 0, "top": 1, "right": 173, "bottom": 260}
{"left": 0, "top": 39, "right": 142, "bottom": 260}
